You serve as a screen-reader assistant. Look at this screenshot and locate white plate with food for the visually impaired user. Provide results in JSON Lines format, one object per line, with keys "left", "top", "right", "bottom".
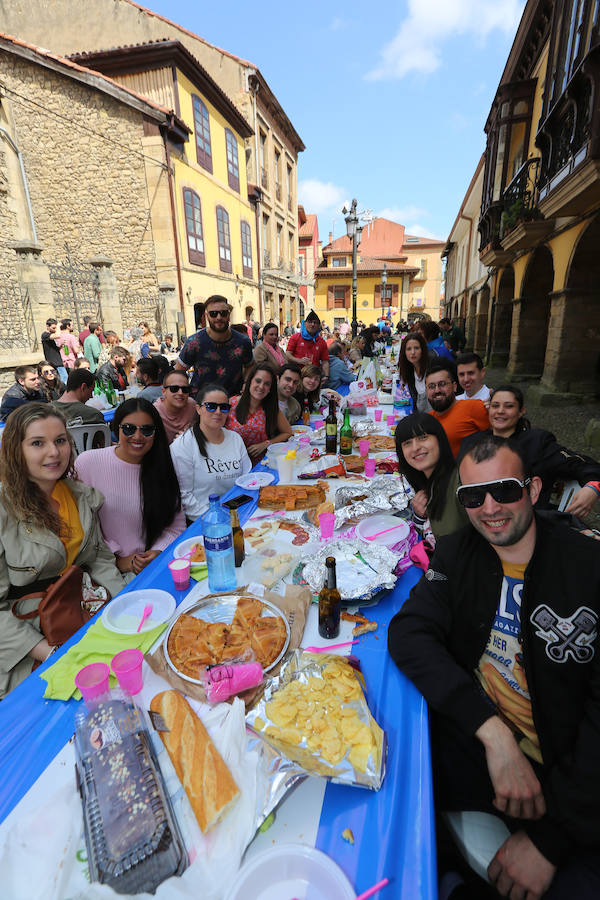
{"left": 164, "top": 593, "right": 290, "bottom": 684}
{"left": 291, "top": 424, "right": 311, "bottom": 435}
{"left": 173, "top": 536, "right": 205, "bottom": 562}
{"left": 102, "top": 589, "right": 176, "bottom": 634}
{"left": 236, "top": 472, "right": 274, "bottom": 490}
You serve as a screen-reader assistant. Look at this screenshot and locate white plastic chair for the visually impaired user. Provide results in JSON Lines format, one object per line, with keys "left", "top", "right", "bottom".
{"left": 67, "top": 422, "right": 112, "bottom": 455}
{"left": 443, "top": 811, "right": 510, "bottom": 882}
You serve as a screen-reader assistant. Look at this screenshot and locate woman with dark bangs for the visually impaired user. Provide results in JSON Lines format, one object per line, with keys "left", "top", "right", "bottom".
{"left": 226, "top": 363, "right": 292, "bottom": 461}
{"left": 398, "top": 332, "right": 431, "bottom": 413}
{"left": 395, "top": 412, "right": 468, "bottom": 541}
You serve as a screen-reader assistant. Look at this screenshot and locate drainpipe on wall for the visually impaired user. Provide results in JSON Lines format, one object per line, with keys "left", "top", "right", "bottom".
{"left": 0, "top": 125, "right": 37, "bottom": 242}
{"left": 161, "top": 120, "right": 185, "bottom": 317}
{"left": 248, "top": 72, "right": 265, "bottom": 323}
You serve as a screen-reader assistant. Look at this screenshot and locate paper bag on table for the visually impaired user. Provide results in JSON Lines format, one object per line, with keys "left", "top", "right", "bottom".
{"left": 146, "top": 584, "right": 311, "bottom": 709}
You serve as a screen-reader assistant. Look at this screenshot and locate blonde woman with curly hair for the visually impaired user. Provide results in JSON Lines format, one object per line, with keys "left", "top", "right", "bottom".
{"left": 0, "top": 403, "right": 125, "bottom": 698}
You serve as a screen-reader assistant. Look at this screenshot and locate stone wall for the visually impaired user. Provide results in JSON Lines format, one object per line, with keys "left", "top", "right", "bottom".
{"left": 0, "top": 52, "right": 160, "bottom": 297}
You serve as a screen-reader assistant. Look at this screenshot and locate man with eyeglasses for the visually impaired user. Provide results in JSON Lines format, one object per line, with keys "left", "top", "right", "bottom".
{"left": 426, "top": 360, "right": 489, "bottom": 457}
{"left": 389, "top": 434, "right": 600, "bottom": 899}
{"left": 175, "top": 295, "right": 252, "bottom": 396}
{"left": 154, "top": 369, "right": 197, "bottom": 443}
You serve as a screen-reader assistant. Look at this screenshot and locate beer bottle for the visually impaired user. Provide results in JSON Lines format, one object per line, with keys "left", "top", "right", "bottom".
{"left": 339, "top": 408, "right": 353, "bottom": 456}
{"left": 325, "top": 397, "right": 337, "bottom": 454}
{"left": 230, "top": 508, "right": 245, "bottom": 568}
{"left": 318, "top": 557, "right": 341, "bottom": 639}
{"left": 302, "top": 398, "right": 310, "bottom": 426}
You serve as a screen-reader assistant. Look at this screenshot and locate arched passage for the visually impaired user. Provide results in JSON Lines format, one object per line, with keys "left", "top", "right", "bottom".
{"left": 542, "top": 215, "right": 600, "bottom": 393}
{"left": 465, "top": 292, "right": 477, "bottom": 349}
{"left": 489, "top": 267, "right": 514, "bottom": 367}
{"left": 509, "top": 246, "right": 553, "bottom": 377}
{"left": 474, "top": 286, "right": 490, "bottom": 357}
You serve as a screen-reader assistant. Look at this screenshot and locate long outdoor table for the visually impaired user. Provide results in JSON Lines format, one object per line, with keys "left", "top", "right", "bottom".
{"left": 0, "top": 464, "right": 436, "bottom": 898}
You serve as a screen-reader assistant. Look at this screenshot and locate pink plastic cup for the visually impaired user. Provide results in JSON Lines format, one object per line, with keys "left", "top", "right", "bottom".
{"left": 359, "top": 439, "right": 370, "bottom": 458}
{"left": 111, "top": 648, "right": 144, "bottom": 695}
{"left": 374, "top": 409, "right": 383, "bottom": 422}
{"left": 313, "top": 418, "right": 324, "bottom": 430}
{"left": 169, "top": 557, "right": 191, "bottom": 590}
{"left": 75, "top": 662, "right": 110, "bottom": 703}
{"left": 364, "top": 458, "right": 377, "bottom": 477}
{"left": 318, "top": 512, "right": 336, "bottom": 540}
{"left": 386, "top": 414, "right": 396, "bottom": 427}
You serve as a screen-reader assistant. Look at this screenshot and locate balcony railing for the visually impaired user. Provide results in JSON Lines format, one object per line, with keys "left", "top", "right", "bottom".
{"left": 500, "top": 157, "right": 541, "bottom": 238}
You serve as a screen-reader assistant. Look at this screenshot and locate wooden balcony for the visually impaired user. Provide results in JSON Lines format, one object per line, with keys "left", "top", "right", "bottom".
{"left": 478, "top": 202, "right": 514, "bottom": 266}
{"left": 499, "top": 157, "right": 555, "bottom": 251}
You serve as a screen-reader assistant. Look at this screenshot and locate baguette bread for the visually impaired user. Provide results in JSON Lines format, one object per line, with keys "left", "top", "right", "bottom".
{"left": 150, "top": 690, "right": 240, "bottom": 832}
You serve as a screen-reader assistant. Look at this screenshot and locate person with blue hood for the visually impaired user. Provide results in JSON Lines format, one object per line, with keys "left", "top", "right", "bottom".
{"left": 285, "top": 310, "right": 329, "bottom": 381}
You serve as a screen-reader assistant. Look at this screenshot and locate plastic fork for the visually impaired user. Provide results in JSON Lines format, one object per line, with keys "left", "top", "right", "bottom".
{"left": 136, "top": 603, "right": 153, "bottom": 633}
{"left": 303, "top": 640, "right": 359, "bottom": 652}
{"left": 364, "top": 523, "right": 406, "bottom": 541}
{"left": 354, "top": 877, "right": 390, "bottom": 900}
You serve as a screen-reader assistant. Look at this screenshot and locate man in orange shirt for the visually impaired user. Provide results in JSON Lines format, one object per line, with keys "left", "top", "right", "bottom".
{"left": 426, "top": 360, "right": 489, "bottom": 456}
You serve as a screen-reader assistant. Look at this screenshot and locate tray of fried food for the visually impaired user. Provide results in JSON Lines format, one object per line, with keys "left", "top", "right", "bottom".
{"left": 247, "top": 650, "right": 386, "bottom": 790}
{"left": 366, "top": 434, "right": 396, "bottom": 452}
{"left": 164, "top": 594, "right": 289, "bottom": 683}
{"left": 258, "top": 481, "right": 329, "bottom": 511}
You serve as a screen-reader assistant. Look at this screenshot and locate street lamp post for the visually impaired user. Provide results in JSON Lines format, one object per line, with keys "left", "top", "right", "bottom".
{"left": 343, "top": 199, "right": 362, "bottom": 339}
{"left": 381, "top": 263, "right": 388, "bottom": 315}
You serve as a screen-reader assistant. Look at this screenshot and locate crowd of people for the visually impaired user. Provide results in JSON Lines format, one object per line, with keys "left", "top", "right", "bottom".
{"left": 0, "top": 297, "right": 599, "bottom": 898}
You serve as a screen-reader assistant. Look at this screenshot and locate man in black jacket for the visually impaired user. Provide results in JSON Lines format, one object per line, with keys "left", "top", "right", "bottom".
{"left": 0, "top": 365, "right": 46, "bottom": 421}
{"left": 389, "top": 434, "right": 600, "bottom": 898}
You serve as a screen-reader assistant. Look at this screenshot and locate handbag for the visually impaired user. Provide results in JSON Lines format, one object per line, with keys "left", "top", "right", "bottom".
{"left": 11, "top": 565, "right": 96, "bottom": 647}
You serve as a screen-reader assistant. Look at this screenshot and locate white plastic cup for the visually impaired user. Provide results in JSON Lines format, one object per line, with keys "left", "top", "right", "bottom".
{"left": 277, "top": 455, "right": 294, "bottom": 484}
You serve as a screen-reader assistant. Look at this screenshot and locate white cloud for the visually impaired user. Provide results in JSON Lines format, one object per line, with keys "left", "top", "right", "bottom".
{"left": 329, "top": 16, "right": 348, "bottom": 31}
{"left": 405, "top": 223, "right": 446, "bottom": 240}
{"left": 366, "top": 0, "right": 525, "bottom": 81}
{"left": 298, "top": 178, "right": 347, "bottom": 215}
{"left": 377, "top": 205, "right": 430, "bottom": 222}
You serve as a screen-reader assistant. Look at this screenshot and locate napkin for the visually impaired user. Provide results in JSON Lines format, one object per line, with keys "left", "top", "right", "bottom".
{"left": 40, "top": 619, "right": 167, "bottom": 701}
{"left": 190, "top": 562, "right": 208, "bottom": 582}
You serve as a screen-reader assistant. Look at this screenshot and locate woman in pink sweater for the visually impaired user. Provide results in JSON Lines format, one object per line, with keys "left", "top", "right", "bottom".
{"left": 75, "top": 398, "right": 185, "bottom": 577}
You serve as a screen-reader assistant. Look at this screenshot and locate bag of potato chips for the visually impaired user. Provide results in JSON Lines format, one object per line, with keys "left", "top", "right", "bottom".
{"left": 246, "top": 650, "right": 386, "bottom": 790}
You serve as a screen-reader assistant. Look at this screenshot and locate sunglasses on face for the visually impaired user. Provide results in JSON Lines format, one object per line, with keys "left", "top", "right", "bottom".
{"left": 166, "top": 384, "right": 192, "bottom": 394}
{"left": 208, "top": 309, "right": 230, "bottom": 319}
{"left": 456, "top": 477, "right": 531, "bottom": 509}
{"left": 119, "top": 423, "right": 157, "bottom": 437}
{"left": 202, "top": 401, "right": 231, "bottom": 413}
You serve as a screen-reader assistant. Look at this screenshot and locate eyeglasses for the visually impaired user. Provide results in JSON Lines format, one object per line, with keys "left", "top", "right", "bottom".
{"left": 207, "top": 309, "right": 230, "bottom": 319}
{"left": 119, "top": 423, "right": 157, "bottom": 437}
{"left": 426, "top": 380, "right": 452, "bottom": 391}
{"left": 456, "top": 477, "right": 531, "bottom": 509}
{"left": 202, "top": 401, "right": 231, "bottom": 413}
{"left": 166, "top": 384, "right": 192, "bottom": 394}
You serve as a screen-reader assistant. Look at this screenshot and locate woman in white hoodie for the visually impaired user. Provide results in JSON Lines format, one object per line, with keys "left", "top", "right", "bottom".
{"left": 170, "top": 383, "right": 251, "bottom": 521}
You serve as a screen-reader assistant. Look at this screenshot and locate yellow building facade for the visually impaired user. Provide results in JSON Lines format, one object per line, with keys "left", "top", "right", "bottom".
{"left": 72, "top": 41, "right": 259, "bottom": 336}
{"left": 314, "top": 218, "right": 444, "bottom": 329}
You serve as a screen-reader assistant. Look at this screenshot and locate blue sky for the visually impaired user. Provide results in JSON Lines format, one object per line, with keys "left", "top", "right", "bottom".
{"left": 150, "top": 0, "right": 526, "bottom": 242}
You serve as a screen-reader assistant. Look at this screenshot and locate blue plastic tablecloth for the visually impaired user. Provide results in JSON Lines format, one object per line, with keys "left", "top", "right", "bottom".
{"left": 0, "top": 465, "right": 436, "bottom": 898}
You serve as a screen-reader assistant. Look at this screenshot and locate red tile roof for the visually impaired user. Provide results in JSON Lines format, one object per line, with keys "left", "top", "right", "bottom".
{"left": 299, "top": 214, "right": 317, "bottom": 239}
{"left": 323, "top": 217, "right": 444, "bottom": 255}
{"left": 315, "top": 255, "right": 418, "bottom": 277}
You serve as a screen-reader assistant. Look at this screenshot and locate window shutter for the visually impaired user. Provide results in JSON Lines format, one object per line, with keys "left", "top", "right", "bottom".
{"left": 327, "top": 285, "right": 334, "bottom": 310}
{"left": 391, "top": 284, "right": 399, "bottom": 307}
{"left": 344, "top": 286, "right": 351, "bottom": 308}
{"left": 374, "top": 284, "right": 381, "bottom": 307}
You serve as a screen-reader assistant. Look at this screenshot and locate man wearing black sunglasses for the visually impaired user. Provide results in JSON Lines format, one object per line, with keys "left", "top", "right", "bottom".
{"left": 175, "top": 295, "right": 252, "bottom": 396}
{"left": 389, "top": 434, "right": 600, "bottom": 899}
{"left": 154, "top": 369, "right": 197, "bottom": 443}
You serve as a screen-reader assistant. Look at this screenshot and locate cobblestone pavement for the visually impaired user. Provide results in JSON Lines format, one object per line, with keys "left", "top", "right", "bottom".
{"left": 485, "top": 367, "right": 600, "bottom": 528}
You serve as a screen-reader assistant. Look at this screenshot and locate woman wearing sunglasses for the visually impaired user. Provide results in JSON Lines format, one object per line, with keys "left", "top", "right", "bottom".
{"left": 75, "top": 398, "right": 185, "bottom": 578}
{"left": 37, "top": 361, "right": 65, "bottom": 402}
{"left": 461, "top": 385, "right": 600, "bottom": 516}
{"left": 154, "top": 369, "right": 198, "bottom": 443}
{"left": 396, "top": 412, "right": 469, "bottom": 542}
{"left": 0, "top": 404, "right": 125, "bottom": 697}
{"left": 170, "top": 384, "right": 251, "bottom": 520}
{"left": 227, "top": 364, "right": 293, "bottom": 460}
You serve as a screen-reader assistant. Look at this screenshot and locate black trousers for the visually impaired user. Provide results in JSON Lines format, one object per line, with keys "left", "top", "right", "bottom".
{"left": 430, "top": 713, "right": 600, "bottom": 899}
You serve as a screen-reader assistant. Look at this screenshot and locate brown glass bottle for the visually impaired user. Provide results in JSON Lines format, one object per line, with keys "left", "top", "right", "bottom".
{"left": 325, "top": 397, "right": 337, "bottom": 454}
{"left": 318, "top": 556, "right": 341, "bottom": 639}
{"left": 302, "top": 398, "right": 311, "bottom": 426}
{"left": 230, "top": 508, "right": 245, "bottom": 567}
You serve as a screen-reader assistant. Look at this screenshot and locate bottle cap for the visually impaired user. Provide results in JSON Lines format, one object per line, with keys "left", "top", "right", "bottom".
{"left": 208, "top": 494, "right": 219, "bottom": 502}
{"left": 325, "top": 556, "right": 336, "bottom": 567}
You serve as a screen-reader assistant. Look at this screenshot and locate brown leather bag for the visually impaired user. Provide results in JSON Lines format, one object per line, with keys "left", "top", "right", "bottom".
{"left": 11, "top": 565, "right": 93, "bottom": 647}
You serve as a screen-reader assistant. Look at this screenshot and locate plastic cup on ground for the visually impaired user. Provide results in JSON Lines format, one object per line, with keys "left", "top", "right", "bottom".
{"left": 75, "top": 662, "right": 110, "bottom": 704}
{"left": 364, "top": 458, "right": 377, "bottom": 477}
{"left": 111, "top": 648, "right": 144, "bottom": 695}
{"left": 169, "top": 557, "right": 191, "bottom": 590}
{"left": 374, "top": 409, "right": 383, "bottom": 422}
{"left": 359, "top": 439, "right": 370, "bottom": 458}
{"left": 277, "top": 455, "right": 295, "bottom": 484}
{"left": 318, "top": 512, "right": 336, "bottom": 540}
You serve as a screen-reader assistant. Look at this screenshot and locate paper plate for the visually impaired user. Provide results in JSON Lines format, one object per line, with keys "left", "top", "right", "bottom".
{"left": 236, "top": 472, "right": 274, "bottom": 490}
{"left": 173, "top": 537, "right": 204, "bottom": 560}
{"left": 101, "top": 589, "right": 175, "bottom": 634}
{"left": 292, "top": 424, "right": 311, "bottom": 435}
{"left": 224, "top": 844, "right": 354, "bottom": 900}
{"left": 356, "top": 514, "right": 410, "bottom": 549}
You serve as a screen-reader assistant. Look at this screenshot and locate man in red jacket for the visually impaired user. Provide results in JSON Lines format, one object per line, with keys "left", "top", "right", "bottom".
{"left": 285, "top": 310, "right": 329, "bottom": 381}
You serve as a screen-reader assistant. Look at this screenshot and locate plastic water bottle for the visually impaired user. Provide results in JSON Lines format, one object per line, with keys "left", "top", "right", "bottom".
{"left": 202, "top": 495, "right": 237, "bottom": 592}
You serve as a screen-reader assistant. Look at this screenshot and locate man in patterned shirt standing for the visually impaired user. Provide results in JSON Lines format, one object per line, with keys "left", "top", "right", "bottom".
{"left": 176, "top": 295, "right": 253, "bottom": 396}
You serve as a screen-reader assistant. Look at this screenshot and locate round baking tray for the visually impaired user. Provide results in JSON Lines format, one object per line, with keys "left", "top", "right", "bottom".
{"left": 163, "top": 593, "right": 291, "bottom": 684}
